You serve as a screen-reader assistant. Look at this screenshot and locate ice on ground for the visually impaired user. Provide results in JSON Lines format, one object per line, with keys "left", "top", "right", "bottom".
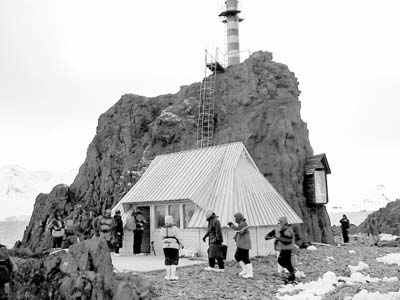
{"left": 276, "top": 271, "right": 398, "bottom": 300}
{"left": 348, "top": 261, "right": 369, "bottom": 273}
{"left": 307, "top": 245, "right": 317, "bottom": 251}
{"left": 379, "top": 234, "right": 399, "bottom": 241}
{"left": 348, "top": 288, "right": 400, "bottom": 300}
{"left": 349, "top": 250, "right": 356, "bottom": 254}
{"left": 376, "top": 253, "right": 400, "bottom": 266}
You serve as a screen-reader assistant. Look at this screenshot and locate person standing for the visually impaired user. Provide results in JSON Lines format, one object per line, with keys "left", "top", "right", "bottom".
{"left": 202, "top": 210, "right": 224, "bottom": 272}
{"left": 0, "top": 243, "right": 17, "bottom": 300}
{"left": 133, "top": 208, "right": 146, "bottom": 255}
{"left": 228, "top": 212, "right": 253, "bottom": 278}
{"left": 98, "top": 209, "right": 116, "bottom": 250}
{"left": 47, "top": 212, "right": 65, "bottom": 250}
{"left": 161, "top": 215, "right": 181, "bottom": 281}
{"left": 340, "top": 215, "right": 350, "bottom": 244}
{"left": 276, "top": 216, "right": 296, "bottom": 283}
{"left": 113, "top": 210, "right": 124, "bottom": 255}
{"left": 368, "top": 217, "right": 380, "bottom": 246}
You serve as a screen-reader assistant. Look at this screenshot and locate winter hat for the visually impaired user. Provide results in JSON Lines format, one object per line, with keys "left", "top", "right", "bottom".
{"left": 165, "top": 215, "right": 173, "bottom": 225}
{"left": 278, "top": 216, "right": 288, "bottom": 225}
{"left": 234, "top": 212, "right": 244, "bottom": 221}
{"left": 205, "top": 210, "right": 214, "bottom": 220}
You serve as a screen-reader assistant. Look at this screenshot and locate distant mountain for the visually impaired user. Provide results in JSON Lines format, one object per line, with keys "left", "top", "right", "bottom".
{"left": 0, "top": 165, "right": 76, "bottom": 221}
{"left": 327, "top": 184, "right": 398, "bottom": 213}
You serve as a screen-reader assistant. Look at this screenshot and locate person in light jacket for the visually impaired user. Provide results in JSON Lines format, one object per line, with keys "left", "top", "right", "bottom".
{"left": 161, "top": 215, "right": 181, "bottom": 280}
{"left": 368, "top": 217, "right": 380, "bottom": 246}
{"left": 228, "top": 212, "right": 253, "bottom": 278}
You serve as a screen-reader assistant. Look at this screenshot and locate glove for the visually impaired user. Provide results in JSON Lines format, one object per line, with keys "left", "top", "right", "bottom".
{"left": 227, "top": 222, "right": 233, "bottom": 227}
{"left": 202, "top": 236, "right": 207, "bottom": 243}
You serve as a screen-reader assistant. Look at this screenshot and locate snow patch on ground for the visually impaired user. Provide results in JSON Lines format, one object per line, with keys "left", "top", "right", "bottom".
{"left": 276, "top": 269, "right": 399, "bottom": 300}
{"left": 348, "top": 261, "right": 369, "bottom": 273}
{"left": 376, "top": 253, "right": 400, "bottom": 266}
{"left": 347, "top": 288, "right": 400, "bottom": 300}
{"left": 379, "top": 234, "right": 399, "bottom": 241}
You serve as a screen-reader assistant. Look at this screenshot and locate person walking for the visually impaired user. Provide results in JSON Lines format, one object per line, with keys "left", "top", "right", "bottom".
{"left": 275, "top": 216, "right": 296, "bottom": 283}
{"left": 113, "top": 210, "right": 124, "bottom": 255}
{"left": 228, "top": 212, "right": 253, "bottom": 278}
{"left": 202, "top": 210, "right": 224, "bottom": 272}
{"left": 368, "top": 217, "right": 380, "bottom": 246}
{"left": 340, "top": 215, "right": 350, "bottom": 244}
{"left": 98, "top": 209, "right": 116, "bottom": 250}
{"left": 0, "top": 243, "right": 17, "bottom": 300}
{"left": 133, "top": 208, "right": 146, "bottom": 255}
{"left": 161, "top": 215, "right": 181, "bottom": 281}
{"left": 47, "top": 211, "right": 65, "bottom": 250}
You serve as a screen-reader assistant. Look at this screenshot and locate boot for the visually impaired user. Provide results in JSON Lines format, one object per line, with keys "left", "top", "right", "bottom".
{"left": 170, "top": 265, "right": 179, "bottom": 281}
{"left": 242, "top": 263, "right": 253, "bottom": 278}
{"left": 164, "top": 265, "right": 171, "bottom": 280}
{"left": 287, "top": 271, "right": 296, "bottom": 282}
{"left": 238, "top": 261, "right": 246, "bottom": 276}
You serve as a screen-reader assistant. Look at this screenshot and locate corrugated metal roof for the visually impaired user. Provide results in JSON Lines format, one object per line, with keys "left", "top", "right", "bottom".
{"left": 113, "top": 141, "right": 303, "bottom": 227}
{"left": 304, "top": 153, "right": 331, "bottom": 175}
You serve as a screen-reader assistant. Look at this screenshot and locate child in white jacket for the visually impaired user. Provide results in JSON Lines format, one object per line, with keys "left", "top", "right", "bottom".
{"left": 161, "top": 215, "right": 181, "bottom": 280}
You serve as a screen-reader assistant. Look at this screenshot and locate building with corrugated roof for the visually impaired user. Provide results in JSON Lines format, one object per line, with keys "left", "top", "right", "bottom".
{"left": 112, "top": 141, "right": 302, "bottom": 258}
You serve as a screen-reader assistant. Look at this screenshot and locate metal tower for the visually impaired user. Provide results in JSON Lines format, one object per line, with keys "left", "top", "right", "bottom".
{"left": 219, "top": 0, "right": 243, "bottom": 66}
{"left": 196, "top": 49, "right": 225, "bottom": 148}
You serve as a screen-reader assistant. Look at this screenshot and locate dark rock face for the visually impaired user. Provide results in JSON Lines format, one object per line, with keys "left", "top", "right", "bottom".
{"left": 20, "top": 50, "right": 334, "bottom": 251}
{"left": 10, "top": 238, "right": 155, "bottom": 300}
{"left": 358, "top": 199, "right": 400, "bottom": 235}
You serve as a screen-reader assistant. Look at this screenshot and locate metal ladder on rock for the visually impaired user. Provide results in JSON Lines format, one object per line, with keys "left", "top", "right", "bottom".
{"left": 196, "top": 49, "right": 225, "bottom": 148}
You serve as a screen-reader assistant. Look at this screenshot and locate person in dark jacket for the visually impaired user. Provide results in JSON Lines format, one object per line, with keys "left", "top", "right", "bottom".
{"left": 228, "top": 212, "right": 253, "bottom": 278}
{"left": 202, "top": 210, "right": 224, "bottom": 272}
{"left": 275, "top": 216, "right": 296, "bottom": 282}
{"left": 133, "top": 208, "right": 146, "bottom": 255}
{"left": 339, "top": 215, "right": 350, "bottom": 243}
{"left": 113, "top": 210, "right": 124, "bottom": 255}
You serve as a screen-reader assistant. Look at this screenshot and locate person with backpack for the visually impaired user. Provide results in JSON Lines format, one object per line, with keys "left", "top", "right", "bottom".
{"left": 368, "top": 217, "right": 380, "bottom": 246}
{"left": 161, "top": 215, "right": 181, "bottom": 281}
{"left": 0, "top": 244, "right": 17, "bottom": 300}
{"left": 227, "top": 212, "right": 253, "bottom": 278}
{"left": 202, "top": 210, "right": 225, "bottom": 272}
{"left": 340, "top": 215, "right": 350, "bottom": 244}
{"left": 275, "top": 216, "right": 296, "bottom": 283}
{"left": 47, "top": 212, "right": 65, "bottom": 250}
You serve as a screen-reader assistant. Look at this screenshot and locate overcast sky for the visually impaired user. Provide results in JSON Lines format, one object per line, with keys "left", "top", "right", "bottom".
{"left": 1, "top": 0, "right": 399, "bottom": 211}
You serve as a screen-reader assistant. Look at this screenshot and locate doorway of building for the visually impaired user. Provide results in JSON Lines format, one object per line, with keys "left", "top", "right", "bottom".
{"left": 137, "top": 206, "right": 150, "bottom": 253}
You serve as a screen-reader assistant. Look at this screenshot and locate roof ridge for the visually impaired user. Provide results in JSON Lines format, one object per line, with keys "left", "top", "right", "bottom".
{"left": 156, "top": 141, "right": 245, "bottom": 158}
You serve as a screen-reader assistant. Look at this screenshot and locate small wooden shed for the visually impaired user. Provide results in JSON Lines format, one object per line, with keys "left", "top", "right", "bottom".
{"left": 112, "top": 141, "right": 303, "bottom": 259}
{"left": 303, "top": 154, "right": 331, "bottom": 205}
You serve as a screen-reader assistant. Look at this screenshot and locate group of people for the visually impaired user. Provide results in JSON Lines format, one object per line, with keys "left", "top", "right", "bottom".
{"left": 160, "top": 210, "right": 298, "bottom": 283}
{"left": 340, "top": 214, "right": 380, "bottom": 246}
{"left": 47, "top": 205, "right": 147, "bottom": 255}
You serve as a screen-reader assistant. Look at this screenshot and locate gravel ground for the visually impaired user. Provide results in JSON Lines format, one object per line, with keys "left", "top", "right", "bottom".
{"left": 140, "top": 234, "right": 400, "bottom": 299}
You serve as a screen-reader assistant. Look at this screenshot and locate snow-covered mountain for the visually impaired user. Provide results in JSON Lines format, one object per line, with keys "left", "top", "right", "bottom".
{"left": 0, "top": 165, "right": 76, "bottom": 221}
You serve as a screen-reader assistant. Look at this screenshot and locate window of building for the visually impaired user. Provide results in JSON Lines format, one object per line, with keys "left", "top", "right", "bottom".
{"left": 155, "top": 205, "right": 166, "bottom": 228}
{"left": 168, "top": 204, "right": 181, "bottom": 228}
{"left": 183, "top": 203, "right": 196, "bottom": 228}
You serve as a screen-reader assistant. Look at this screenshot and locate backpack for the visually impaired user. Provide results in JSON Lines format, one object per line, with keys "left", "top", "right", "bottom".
{"left": 0, "top": 247, "right": 11, "bottom": 283}
{"left": 125, "top": 215, "right": 136, "bottom": 231}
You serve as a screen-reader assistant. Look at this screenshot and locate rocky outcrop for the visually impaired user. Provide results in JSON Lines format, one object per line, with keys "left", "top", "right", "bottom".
{"left": 10, "top": 238, "right": 155, "bottom": 299}
{"left": 20, "top": 50, "right": 334, "bottom": 250}
{"left": 358, "top": 199, "right": 400, "bottom": 235}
